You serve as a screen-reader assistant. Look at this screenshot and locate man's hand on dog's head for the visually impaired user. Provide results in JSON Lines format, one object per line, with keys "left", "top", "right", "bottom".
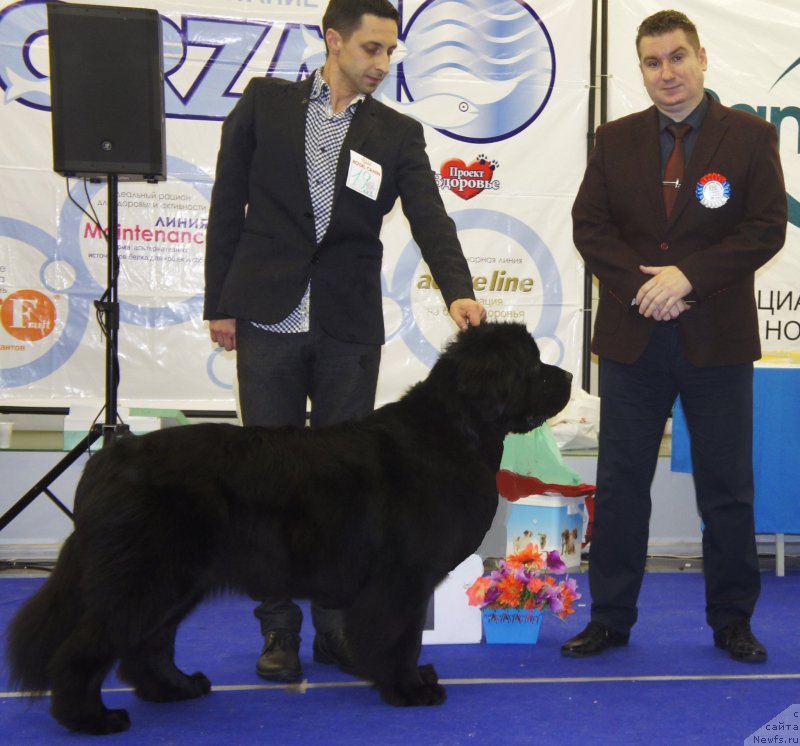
{"left": 449, "top": 299, "right": 486, "bottom": 329}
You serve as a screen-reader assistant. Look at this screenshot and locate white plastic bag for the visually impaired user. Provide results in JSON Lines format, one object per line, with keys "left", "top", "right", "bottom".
{"left": 548, "top": 388, "right": 600, "bottom": 450}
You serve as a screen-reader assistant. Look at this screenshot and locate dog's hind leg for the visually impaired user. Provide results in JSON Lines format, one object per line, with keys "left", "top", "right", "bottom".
{"left": 117, "top": 600, "right": 211, "bottom": 702}
{"left": 47, "top": 617, "right": 129, "bottom": 735}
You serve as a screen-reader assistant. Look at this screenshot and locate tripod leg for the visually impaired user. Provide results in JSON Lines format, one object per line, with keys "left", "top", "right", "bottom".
{"left": 0, "top": 427, "right": 101, "bottom": 531}
{"left": 2, "top": 172, "right": 128, "bottom": 534}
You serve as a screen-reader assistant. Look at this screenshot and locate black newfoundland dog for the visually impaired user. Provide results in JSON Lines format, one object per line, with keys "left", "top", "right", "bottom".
{"left": 6, "top": 322, "right": 572, "bottom": 734}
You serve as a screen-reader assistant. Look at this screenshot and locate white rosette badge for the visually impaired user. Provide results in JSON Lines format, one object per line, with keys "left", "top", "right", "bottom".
{"left": 696, "top": 172, "right": 731, "bottom": 209}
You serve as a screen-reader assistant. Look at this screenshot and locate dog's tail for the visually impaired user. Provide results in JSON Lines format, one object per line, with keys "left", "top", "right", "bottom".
{"left": 5, "top": 534, "right": 84, "bottom": 694}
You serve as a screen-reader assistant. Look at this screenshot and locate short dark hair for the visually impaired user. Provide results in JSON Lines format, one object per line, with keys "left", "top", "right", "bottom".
{"left": 636, "top": 10, "right": 700, "bottom": 57}
{"left": 322, "top": 0, "right": 399, "bottom": 41}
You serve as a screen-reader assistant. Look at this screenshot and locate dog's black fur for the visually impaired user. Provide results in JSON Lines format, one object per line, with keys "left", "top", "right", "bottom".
{"left": 5, "top": 322, "right": 572, "bottom": 734}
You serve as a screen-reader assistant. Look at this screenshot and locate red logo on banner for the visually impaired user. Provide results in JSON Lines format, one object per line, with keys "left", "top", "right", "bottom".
{"left": 1, "top": 290, "right": 57, "bottom": 342}
{"left": 438, "top": 155, "right": 500, "bottom": 200}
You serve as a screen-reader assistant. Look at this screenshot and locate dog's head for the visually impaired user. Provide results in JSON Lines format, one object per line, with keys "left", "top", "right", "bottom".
{"left": 437, "top": 321, "right": 573, "bottom": 434}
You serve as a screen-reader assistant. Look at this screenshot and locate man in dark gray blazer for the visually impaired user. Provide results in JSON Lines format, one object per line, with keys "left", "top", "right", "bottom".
{"left": 204, "top": 0, "right": 484, "bottom": 683}
{"left": 562, "top": 10, "right": 786, "bottom": 662}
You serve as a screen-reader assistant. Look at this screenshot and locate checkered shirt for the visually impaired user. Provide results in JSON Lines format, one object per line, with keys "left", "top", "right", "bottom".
{"left": 253, "top": 69, "right": 364, "bottom": 333}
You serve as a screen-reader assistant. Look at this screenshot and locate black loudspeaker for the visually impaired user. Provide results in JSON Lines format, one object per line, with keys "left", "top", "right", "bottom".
{"left": 47, "top": 3, "right": 166, "bottom": 182}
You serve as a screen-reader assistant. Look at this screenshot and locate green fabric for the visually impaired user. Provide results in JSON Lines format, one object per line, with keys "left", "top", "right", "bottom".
{"left": 501, "top": 424, "right": 581, "bottom": 486}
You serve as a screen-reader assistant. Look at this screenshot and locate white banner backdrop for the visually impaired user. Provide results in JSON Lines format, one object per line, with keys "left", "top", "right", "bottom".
{"left": 607, "top": 0, "right": 800, "bottom": 358}
{"left": 0, "top": 0, "right": 591, "bottom": 412}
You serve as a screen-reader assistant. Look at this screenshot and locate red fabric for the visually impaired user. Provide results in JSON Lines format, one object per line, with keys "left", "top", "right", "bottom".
{"left": 496, "top": 469, "right": 595, "bottom": 502}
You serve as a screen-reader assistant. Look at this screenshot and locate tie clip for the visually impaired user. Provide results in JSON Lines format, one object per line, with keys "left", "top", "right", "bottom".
{"left": 662, "top": 178, "right": 681, "bottom": 189}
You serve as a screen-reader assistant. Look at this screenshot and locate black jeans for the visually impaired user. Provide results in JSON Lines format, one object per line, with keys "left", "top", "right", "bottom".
{"left": 589, "top": 323, "right": 759, "bottom": 633}
{"left": 236, "top": 319, "right": 381, "bottom": 636}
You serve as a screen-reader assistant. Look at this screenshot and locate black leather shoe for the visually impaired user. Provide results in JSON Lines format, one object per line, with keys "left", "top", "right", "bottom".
{"left": 313, "top": 629, "right": 358, "bottom": 675}
{"left": 256, "top": 630, "right": 302, "bottom": 682}
{"left": 561, "top": 621, "right": 630, "bottom": 658}
{"left": 713, "top": 620, "right": 767, "bottom": 663}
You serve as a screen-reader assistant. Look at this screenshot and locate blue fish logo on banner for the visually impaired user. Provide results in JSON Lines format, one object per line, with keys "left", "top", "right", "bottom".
{"left": 396, "top": 0, "right": 555, "bottom": 142}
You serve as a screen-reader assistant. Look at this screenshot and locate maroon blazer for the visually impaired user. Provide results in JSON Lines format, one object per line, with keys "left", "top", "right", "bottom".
{"left": 573, "top": 96, "right": 787, "bottom": 366}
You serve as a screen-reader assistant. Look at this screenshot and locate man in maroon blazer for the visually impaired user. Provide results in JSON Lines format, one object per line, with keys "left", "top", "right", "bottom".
{"left": 562, "top": 10, "right": 786, "bottom": 662}
{"left": 204, "top": 0, "right": 484, "bottom": 683}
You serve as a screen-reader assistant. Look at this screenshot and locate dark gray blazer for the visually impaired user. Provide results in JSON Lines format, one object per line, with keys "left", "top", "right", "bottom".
{"left": 204, "top": 75, "right": 475, "bottom": 344}
{"left": 573, "top": 96, "right": 787, "bottom": 366}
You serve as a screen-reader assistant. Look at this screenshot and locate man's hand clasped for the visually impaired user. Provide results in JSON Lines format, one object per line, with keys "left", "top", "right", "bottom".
{"left": 635, "top": 265, "right": 693, "bottom": 322}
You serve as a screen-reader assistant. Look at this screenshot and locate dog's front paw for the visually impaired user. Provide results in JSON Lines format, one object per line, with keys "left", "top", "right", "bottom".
{"left": 405, "top": 681, "right": 447, "bottom": 706}
{"left": 379, "top": 673, "right": 447, "bottom": 707}
{"left": 188, "top": 671, "right": 212, "bottom": 697}
{"left": 417, "top": 663, "right": 439, "bottom": 686}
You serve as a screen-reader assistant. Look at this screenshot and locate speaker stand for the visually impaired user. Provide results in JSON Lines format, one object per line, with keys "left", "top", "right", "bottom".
{"left": 0, "top": 174, "right": 129, "bottom": 533}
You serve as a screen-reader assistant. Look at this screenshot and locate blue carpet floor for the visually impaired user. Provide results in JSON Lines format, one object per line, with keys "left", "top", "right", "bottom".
{"left": 1, "top": 571, "right": 798, "bottom": 745}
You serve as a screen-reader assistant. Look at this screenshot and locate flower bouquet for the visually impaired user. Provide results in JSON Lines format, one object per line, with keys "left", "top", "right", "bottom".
{"left": 466, "top": 543, "right": 580, "bottom": 643}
